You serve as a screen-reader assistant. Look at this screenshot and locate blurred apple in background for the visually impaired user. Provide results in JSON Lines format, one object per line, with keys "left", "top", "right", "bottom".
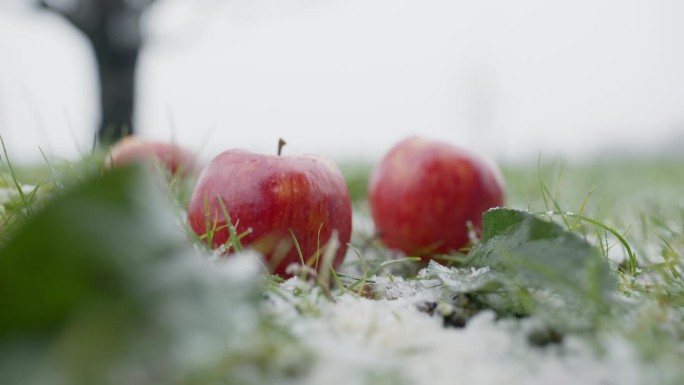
{"left": 368, "top": 136, "right": 505, "bottom": 258}
{"left": 186, "top": 145, "right": 352, "bottom": 277}
{"left": 105, "top": 136, "right": 200, "bottom": 178}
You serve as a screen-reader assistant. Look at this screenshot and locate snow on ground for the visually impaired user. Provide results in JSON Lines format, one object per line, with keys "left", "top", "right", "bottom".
{"left": 266, "top": 273, "right": 649, "bottom": 385}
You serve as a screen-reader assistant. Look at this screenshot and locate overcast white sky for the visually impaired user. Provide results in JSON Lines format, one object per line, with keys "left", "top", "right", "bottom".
{"left": 0, "top": 0, "right": 683, "bottom": 164}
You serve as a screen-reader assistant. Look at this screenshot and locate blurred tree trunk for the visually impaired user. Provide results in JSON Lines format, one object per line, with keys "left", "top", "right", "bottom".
{"left": 39, "top": 0, "right": 152, "bottom": 146}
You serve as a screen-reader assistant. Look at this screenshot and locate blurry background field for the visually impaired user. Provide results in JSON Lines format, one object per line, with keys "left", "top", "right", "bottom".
{"left": 0, "top": 0, "right": 683, "bottom": 165}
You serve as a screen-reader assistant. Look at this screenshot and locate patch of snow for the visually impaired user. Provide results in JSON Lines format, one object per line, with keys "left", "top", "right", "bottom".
{"left": 266, "top": 269, "right": 662, "bottom": 385}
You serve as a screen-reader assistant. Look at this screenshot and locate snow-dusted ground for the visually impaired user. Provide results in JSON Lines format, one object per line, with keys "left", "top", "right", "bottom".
{"left": 1, "top": 172, "right": 682, "bottom": 384}
{"left": 265, "top": 272, "right": 658, "bottom": 385}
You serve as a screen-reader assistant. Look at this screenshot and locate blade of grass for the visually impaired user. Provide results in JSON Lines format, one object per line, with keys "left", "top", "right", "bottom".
{"left": 540, "top": 210, "right": 638, "bottom": 276}
{"left": 313, "top": 222, "right": 324, "bottom": 271}
{"left": 318, "top": 230, "right": 339, "bottom": 284}
{"left": 0, "top": 136, "right": 34, "bottom": 217}
{"left": 289, "top": 229, "right": 305, "bottom": 267}
{"left": 653, "top": 232, "right": 682, "bottom": 280}
{"left": 216, "top": 195, "right": 243, "bottom": 253}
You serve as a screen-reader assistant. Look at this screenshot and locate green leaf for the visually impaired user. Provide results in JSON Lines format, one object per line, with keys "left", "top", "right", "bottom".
{"left": 479, "top": 207, "right": 528, "bottom": 243}
{"left": 467, "top": 209, "right": 611, "bottom": 295}
{"left": 0, "top": 165, "right": 182, "bottom": 337}
{"left": 462, "top": 208, "right": 614, "bottom": 329}
{"left": 0, "top": 164, "right": 309, "bottom": 385}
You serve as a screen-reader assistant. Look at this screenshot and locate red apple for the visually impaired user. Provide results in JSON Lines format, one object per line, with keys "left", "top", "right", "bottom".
{"left": 105, "top": 136, "right": 199, "bottom": 177}
{"left": 186, "top": 147, "right": 352, "bottom": 277}
{"left": 368, "top": 136, "right": 504, "bottom": 257}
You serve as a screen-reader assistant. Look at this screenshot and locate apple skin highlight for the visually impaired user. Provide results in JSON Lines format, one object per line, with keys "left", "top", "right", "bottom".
{"left": 368, "top": 137, "right": 505, "bottom": 257}
{"left": 187, "top": 149, "right": 352, "bottom": 277}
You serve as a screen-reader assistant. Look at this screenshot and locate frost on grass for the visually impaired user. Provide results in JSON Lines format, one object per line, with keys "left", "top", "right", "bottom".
{"left": 258, "top": 207, "right": 684, "bottom": 385}
{"left": 264, "top": 264, "right": 668, "bottom": 385}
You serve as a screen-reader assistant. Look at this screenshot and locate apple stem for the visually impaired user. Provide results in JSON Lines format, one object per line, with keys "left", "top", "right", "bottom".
{"left": 278, "top": 138, "right": 287, "bottom": 156}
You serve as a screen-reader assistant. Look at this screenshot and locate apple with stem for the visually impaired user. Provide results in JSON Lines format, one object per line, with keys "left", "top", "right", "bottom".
{"left": 368, "top": 136, "right": 505, "bottom": 258}
{"left": 186, "top": 139, "right": 352, "bottom": 277}
{"left": 105, "top": 136, "right": 200, "bottom": 178}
